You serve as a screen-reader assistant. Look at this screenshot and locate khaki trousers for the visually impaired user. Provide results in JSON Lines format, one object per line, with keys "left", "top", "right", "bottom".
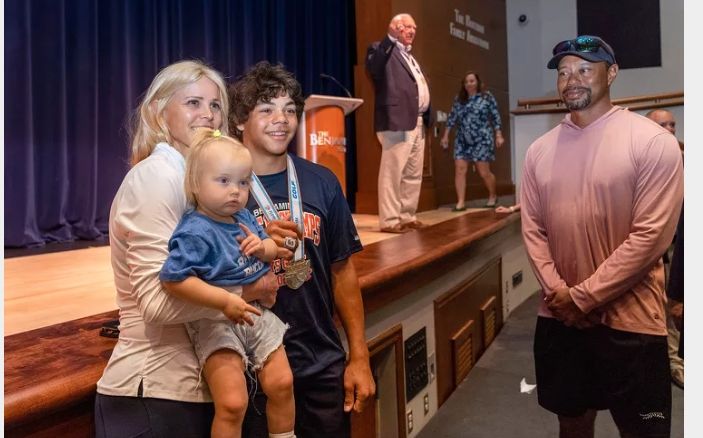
{"left": 376, "top": 117, "right": 425, "bottom": 229}
{"left": 667, "top": 312, "right": 683, "bottom": 373}
{"left": 663, "top": 249, "right": 684, "bottom": 381}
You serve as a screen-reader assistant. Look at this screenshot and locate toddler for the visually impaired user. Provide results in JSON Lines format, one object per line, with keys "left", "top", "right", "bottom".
{"left": 160, "top": 129, "right": 295, "bottom": 438}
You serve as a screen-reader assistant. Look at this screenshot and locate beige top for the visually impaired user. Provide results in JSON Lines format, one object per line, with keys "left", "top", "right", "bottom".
{"left": 521, "top": 107, "right": 683, "bottom": 336}
{"left": 96, "top": 143, "right": 228, "bottom": 402}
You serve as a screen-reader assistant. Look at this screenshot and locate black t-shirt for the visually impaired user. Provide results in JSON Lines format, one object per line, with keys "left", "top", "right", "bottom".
{"left": 246, "top": 154, "right": 363, "bottom": 378}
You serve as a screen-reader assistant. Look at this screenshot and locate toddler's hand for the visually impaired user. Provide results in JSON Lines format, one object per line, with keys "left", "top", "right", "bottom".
{"left": 222, "top": 294, "right": 261, "bottom": 326}
{"left": 238, "top": 224, "right": 265, "bottom": 258}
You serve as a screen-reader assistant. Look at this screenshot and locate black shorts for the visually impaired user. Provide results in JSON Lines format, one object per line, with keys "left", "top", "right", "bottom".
{"left": 243, "top": 359, "right": 350, "bottom": 438}
{"left": 534, "top": 317, "right": 671, "bottom": 437}
{"left": 94, "top": 394, "right": 213, "bottom": 438}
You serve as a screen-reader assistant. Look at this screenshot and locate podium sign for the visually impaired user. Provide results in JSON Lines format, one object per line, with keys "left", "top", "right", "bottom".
{"left": 297, "top": 95, "right": 363, "bottom": 196}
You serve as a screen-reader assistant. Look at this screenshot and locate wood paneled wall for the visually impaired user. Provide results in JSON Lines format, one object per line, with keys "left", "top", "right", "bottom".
{"left": 433, "top": 257, "right": 503, "bottom": 406}
{"left": 353, "top": 0, "right": 513, "bottom": 213}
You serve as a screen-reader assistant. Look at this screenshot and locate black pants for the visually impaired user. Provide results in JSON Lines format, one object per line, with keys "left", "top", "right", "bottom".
{"left": 534, "top": 317, "right": 671, "bottom": 438}
{"left": 94, "top": 394, "right": 213, "bottom": 438}
{"left": 243, "top": 360, "right": 350, "bottom": 438}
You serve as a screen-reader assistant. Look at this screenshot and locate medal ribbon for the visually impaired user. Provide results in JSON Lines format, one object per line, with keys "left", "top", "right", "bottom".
{"left": 249, "top": 155, "right": 305, "bottom": 261}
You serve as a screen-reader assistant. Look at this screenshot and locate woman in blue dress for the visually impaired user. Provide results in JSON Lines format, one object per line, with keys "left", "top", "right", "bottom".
{"left": 441, "top": 71, "right": 504, "bottom": 210}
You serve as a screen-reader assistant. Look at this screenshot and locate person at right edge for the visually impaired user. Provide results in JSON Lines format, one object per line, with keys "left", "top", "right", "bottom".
{"left": 666, "top": 205, "right": 683, "bottom": 363}
{"left": 366, "top": 13, "right": 432, "bottom": 234}
{"left": 521, "top": 35, "right": 683, "bottom": 438}
{"left": 645, "top": 108, "right": 684, "bottom": 389}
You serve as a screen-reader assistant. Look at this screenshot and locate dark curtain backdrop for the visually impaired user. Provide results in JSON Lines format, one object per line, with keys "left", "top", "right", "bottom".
{"left": 5, "top": 0, "right": 356, "bottom": 248}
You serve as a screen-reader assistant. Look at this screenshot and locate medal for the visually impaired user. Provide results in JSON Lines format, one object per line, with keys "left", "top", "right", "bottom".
{"left": 284, "top": 259, "right": 311, "bottom": 290}
{"left": 250, "top": 155, "right": 309, "bottom": 290}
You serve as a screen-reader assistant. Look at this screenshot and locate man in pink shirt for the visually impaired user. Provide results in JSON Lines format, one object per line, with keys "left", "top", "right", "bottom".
{"left": 521, "top": 35, "right": 683, "bottom": 438}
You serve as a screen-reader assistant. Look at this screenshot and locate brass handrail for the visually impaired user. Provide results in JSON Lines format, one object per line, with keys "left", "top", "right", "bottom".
{"left": 512, "top": 91, "right": 683, "bottom": 115}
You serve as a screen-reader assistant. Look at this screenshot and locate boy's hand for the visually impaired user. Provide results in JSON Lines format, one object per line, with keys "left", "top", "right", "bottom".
{"left": 238, "top": 224, "right": 265, "bottom": 258}
{"left": 222, "top": 294, "right": 261, "bottom": 325}
{"left": 265, "top": 220, "right": 303, "bottom": 260}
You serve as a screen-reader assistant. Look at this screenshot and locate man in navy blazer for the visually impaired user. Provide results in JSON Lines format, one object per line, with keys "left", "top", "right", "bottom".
{"left": 366, "top": 13, "right": 432, "bottom": 233}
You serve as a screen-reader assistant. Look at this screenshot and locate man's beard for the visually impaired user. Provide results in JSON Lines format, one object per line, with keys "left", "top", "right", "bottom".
{"left": 562, "top": 87, "right": 592, "bottom": 111}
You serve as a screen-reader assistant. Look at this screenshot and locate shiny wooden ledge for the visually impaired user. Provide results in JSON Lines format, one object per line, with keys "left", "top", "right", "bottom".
{"left": 4, "top": 209, "right": 519, "bottom": 432}
{"left": 4, "top": 311, "right": 119, "bottom": 431}
{"left": 356, "top": 209, "right": 520, "bottom": 313}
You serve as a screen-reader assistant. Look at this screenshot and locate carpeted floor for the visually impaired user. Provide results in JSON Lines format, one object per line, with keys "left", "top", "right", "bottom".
{"left": 417, "top": 292, "right": 684, "bottom": 438}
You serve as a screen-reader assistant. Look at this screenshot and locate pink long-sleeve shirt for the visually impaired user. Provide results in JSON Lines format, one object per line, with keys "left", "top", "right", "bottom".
{"left": 521, "top": 106, "right": 683, "bottom": 336}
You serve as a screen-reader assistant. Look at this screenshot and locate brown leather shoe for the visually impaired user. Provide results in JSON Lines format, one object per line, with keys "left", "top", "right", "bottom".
{"left": 380, "top": 223, "right": 410, "bottom": 234}
{"left": 402, "top": 220, "right": 427, "bottom": 229}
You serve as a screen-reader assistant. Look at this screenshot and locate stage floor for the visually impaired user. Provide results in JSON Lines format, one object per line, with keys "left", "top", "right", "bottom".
{"left": 4, "top": 206, "right": 489, "bottom": 336}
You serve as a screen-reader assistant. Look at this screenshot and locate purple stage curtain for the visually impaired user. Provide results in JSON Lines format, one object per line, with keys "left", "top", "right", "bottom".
{"left": 5, "top": 0, "right": 355, "bottom": 248}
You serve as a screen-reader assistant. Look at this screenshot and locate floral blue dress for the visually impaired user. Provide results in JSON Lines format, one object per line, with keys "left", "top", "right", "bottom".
{"left": 446, "top": 92, "right": 502, "bottom": 162}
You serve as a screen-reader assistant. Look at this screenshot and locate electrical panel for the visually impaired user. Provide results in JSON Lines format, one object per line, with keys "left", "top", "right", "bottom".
{"left": 405, "top": 327, "right": 429, "bottom": 401}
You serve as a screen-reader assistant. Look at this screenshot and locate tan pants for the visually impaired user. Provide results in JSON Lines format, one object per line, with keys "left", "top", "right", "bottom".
{"left": 663, "top": 249, "right": 683, "bottom": 382}
{"left": 376, "top": 117, "right": 425, "bottom": 229}
{"left": 667, "top": 312, "right": 683, "bottom": 375}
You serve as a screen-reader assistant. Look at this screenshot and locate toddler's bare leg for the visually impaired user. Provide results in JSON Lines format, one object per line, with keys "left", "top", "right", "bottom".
{"left": 258, "top": 346, "right": 295, "bottom": 434}
{"left": 204, "top": 349, "right": 249, "bottom": 438}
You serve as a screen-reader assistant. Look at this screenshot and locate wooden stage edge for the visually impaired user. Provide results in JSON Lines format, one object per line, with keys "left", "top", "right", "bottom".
{"left": 4, "top": 208, "right": 520, "bottom": 433}
{"left": 4, "top": 207, "right": 496, "bottom": 336}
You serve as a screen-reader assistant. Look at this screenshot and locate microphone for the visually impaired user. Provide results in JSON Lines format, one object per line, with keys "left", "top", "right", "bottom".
{"left": 320, "top": 73, "right": 353, "bottom": 98}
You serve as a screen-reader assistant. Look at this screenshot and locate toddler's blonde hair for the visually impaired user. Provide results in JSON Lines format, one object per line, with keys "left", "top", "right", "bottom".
{"left": 184, "top": 129, "right": 251, "bottom": 208}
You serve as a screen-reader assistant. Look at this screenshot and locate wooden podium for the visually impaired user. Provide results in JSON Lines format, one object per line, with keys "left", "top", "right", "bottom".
{"left": 296, "top": 94, "right": 363, "bottom": 196}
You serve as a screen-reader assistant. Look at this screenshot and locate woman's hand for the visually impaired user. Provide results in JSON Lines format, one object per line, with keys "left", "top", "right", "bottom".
{"left": 440, "top": 131, "right": 450, "bottom": 150}
{"left": 241, "top": 271, "right": 279, "bottom": 308}
{"left": 266, "top": 220, "right": 303, "bottom": 260}
{"left": 495, "top": 132, "right": 505, "bottom": 149}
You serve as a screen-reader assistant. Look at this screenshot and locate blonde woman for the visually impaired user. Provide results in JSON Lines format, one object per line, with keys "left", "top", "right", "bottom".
{"left": 95, "top": 60, "right": 284, "bottom": 437}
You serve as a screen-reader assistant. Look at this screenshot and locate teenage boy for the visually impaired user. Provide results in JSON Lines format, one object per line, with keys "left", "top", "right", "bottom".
{"left": 229, "top": 61, "right": 375, "bottom": 438}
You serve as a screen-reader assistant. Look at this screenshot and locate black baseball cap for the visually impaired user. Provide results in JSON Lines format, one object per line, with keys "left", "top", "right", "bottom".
{"left": 547, "top": 35, "right": 617, "bottom": 69}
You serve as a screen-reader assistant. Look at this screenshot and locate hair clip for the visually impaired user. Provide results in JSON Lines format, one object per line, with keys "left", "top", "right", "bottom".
{"left": 212, "top": 129, "right": 222, "bottom": 137}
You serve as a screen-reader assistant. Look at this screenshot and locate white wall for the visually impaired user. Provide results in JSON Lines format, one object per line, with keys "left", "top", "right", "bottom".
{"left": 506, "top": 0, "right": 683, "bottom": 103}
{"left": 511, "top": 112, "right": 564, "bottom": 199}
{"left": 505, "top": 0, "right": 684, "bottom": 183}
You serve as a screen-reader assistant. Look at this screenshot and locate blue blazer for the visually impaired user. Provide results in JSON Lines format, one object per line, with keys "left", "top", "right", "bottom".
{"left": 366, "top": 35, "right": 432, "bottom": 133}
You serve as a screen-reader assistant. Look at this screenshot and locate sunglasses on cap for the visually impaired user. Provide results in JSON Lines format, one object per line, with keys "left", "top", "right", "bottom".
{"left": 552, "top": 35, "right": 615, "bottom": 57}
{"left": 547, "top": 35, "right": 616, "bottom": 69}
